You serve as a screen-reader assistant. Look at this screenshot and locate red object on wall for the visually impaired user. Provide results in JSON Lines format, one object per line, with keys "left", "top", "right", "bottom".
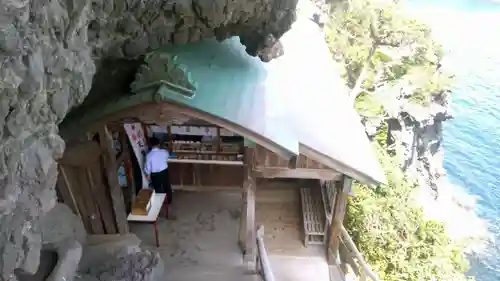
{"left": 124, "top": 159, "right": 134, "bottom": 190}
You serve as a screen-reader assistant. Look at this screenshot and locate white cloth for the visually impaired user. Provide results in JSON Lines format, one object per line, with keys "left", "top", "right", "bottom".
{"left": 144, "top": 148, "right": 169, "bottom": 175}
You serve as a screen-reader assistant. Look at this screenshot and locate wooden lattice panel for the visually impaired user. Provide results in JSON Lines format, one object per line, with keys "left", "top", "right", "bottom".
{"left": 300, "top": 186, "right": 327, "bottom": 246}
{"left": 321, "top": 180, "right": 337, "bottom": 221}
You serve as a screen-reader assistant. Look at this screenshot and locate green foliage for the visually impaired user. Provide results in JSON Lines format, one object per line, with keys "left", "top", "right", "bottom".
{"left": 326, "top": 0, "right": 453, "bottom": 104}
{"left": 355, "top": 93, "right": 385, "bottom": 118}
{"left": 326, "top": 0, "right": 471, "bottom": 280}
{"left": 345, "top": 144, "right": 472, "bottom": 281}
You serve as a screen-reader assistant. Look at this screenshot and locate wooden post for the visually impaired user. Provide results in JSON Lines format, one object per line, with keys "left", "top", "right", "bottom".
{"left": 238, "top": 195, "right": 248, "bottom": 250}
{"left": 328, "top": 175, "right": 352, "bottom": 265}
{"left": 216, "top": 127, "right": 221, "bottom": 153}
{"left": 98, "top": 125, "right": 129, "bottom": 234}
{"left": 239, "top": 147, "right": 257, "bottom": 271}
{"left": 120, "top": 130, "right": 137, "bottom": 208}
{"left": 287, "top": 155, "right": 298, "bottom": 169}
{"left": 167, "top": 125, "right": 173, "bottom": 152}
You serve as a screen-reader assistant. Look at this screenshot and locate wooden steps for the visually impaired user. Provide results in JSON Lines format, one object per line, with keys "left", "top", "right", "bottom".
{"left": 300, "top": 185, "right": 327, "bottom": 245}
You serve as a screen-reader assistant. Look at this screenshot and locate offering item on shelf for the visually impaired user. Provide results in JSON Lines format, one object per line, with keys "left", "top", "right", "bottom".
{"left": 131, "top": 189, "right": 154, "bottom": 216}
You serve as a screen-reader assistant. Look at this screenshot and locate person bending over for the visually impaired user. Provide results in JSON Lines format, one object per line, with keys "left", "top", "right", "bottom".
{"left": 144, "top": 136, "right": 173, "bottom": 205}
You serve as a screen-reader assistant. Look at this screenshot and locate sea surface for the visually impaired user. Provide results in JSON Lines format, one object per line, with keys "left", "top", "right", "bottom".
{"left": 407, "top": 1, "right": 500, "bottom": 280}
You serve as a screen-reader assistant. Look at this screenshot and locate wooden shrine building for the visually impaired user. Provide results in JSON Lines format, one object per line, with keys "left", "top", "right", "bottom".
{"left": 58, "top": 18, "right": 387, "bottom": 279}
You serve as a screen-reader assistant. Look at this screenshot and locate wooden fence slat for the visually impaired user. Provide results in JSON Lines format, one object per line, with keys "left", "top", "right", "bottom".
{"left": 87, "top": 164, "right": 117, "bottom": 234}
{"left": 56, "top": 166, "right": 81, "bottom": 219}
{"left": 99, "top": 125, "right": 129, "bottom": 234}
{"left": 76, "top": 166, "right": 105, "bottom": 234}
{"left": 62, "top": 166, "right": 93, "bottom": 233}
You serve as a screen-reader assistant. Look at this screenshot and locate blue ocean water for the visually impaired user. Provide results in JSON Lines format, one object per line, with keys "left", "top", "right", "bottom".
{"left": 407, "top": 1, "right": 500, "bottom": 280}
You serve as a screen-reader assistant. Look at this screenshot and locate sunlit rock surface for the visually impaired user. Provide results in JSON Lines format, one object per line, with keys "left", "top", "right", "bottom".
{"left": 0, "top": 0, "right": 302, "bottom": 279}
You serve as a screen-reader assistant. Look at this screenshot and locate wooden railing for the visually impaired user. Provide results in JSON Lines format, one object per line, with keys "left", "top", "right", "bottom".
{"left": 338, "top": 225, "right": 381, "bottom": 281}
{"left": 256, "top": 225, "right": 275, "bottom": 281}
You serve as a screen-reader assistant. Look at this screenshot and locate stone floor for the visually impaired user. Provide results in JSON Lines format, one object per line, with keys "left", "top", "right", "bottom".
{"left": 130, "top": 191, "right": 255, "bottom": 281}
{"left": 130, "top": 187, "right": 333, "bottom": 281}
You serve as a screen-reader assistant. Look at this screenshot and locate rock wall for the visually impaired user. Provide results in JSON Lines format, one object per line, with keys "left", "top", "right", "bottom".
{"left": 0, "top": 1, "right": 299, "bottom": 280}
{"left": 364, "top": 89, "right": 454, "bottom": 197}
{"left": 386, "top": 96, "right": 453, "bottom": 198}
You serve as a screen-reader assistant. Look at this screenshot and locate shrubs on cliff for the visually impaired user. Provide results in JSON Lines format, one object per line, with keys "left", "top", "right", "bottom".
{"left": 326, "top": 0, "right": 471, "bottom": 280}
{"left": 326, "top": 0, "right": 453, "bottom": 106}
{"left": 345, "top": 144, "right": 471, "bottom": 281}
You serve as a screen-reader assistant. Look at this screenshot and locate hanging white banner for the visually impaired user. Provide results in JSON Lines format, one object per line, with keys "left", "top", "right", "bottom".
{"left": 123, "top": 123, "right": 149, "bottom": 188}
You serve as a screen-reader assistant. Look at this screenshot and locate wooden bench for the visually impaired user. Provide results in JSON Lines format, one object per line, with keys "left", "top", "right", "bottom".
{"left": 300, "top": 180, "right": 337, "bottom": 246}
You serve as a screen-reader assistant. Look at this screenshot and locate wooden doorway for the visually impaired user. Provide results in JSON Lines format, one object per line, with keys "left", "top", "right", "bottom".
{"left": 56, "top": 140, "right": 125, "bottom": 235}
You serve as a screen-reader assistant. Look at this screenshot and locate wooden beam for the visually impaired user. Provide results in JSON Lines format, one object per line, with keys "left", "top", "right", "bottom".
{"left": 300, "top": 145, "right": 379, "bottom": 185}
{"left": 328, "top": 175, "right": 351, "bottom": 265}
{"left": 119, "top": 129, "right": 137, "bottom": 208}
{"left": 87, "top": 102, "right": 296, "bottom": 162}
{"left": 287, "top": 155, "right": 298, "bottom": 169}
{"left": 98, "top": 125, "right": 129, "bottom": 234}
{"left": 167, "top": 125, "right": 173, "bottom": 152}
{"left": 242, "top": 147, "right": 257, "bottom": 271}
{"left": 216, "top": 127, "right": 221, "bottom": 153}
{"left": 253, "top": 167, "right": 342, "bottom": 180}
{"left": 168, "top": 158, "right": 243, "bottom": 166}
{"left": 238, "top": 191, "right": 248, "bottom": 251}
{"left": 56, "top": 166, "right": 82, "bottom": 220}
{"left": 172, "top": 185, "right": 242, "bottom": 192}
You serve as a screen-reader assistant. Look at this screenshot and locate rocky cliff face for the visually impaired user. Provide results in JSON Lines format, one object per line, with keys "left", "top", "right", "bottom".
{"left": 0, "top": 1, "right": 299, "bottom": 280}
{"left": 383, "top": 91, "right": 453, "bottom": 198}
{"left": 367, "top": 90, "right": 488, "bottom": 243}
{"left": 360, "top": 83, "right": 454, "bottom": 198}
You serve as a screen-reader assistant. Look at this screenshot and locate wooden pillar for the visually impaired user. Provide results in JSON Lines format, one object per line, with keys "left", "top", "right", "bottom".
{"left": 120, "top": 130, "right": 137, "bottom": 208}
{"left": 239, "top": 147, "right": 257, "bottom": 270}
{"left": 216, "top": 127, "right": 221, "bottom": 153}
{"left": 98, "top": 125, "right": 129, "bottom": 234}
{"left": 167, "top": 125, "right": 173, "bottom": 152}
{"left": 328, "top": 175, "right": 352, "bottom": 265}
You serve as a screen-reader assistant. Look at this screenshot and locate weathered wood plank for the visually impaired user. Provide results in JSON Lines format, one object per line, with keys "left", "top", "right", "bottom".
{"left": 119, "top": 129, "right": 136, "bottom": 209}
{"left": 61, "top": 166, "right": 94, "bottom": 232}
{"left": 256, "top": 181, "right": 325, "bottom": 258}
{"left": 328, "top": 176, "right": 351, "bottom": 264}
{"left": 59, "top": 142, "right": 101, "bottom": 167}
{"left": 172, "top": 185, "right": 242, "bottom": 192}
{"left": 98, "top": 125, "right": 129, "bottom": 234}
{"left": 56, "top": 166, "right": 81, "bottom": 218}
{"left": 239, "top": 189, "right": 248, "bottom": 252}
{"left": 242, "top": 147, "right": 257, "bottom": 270}
{"left": 169, "top": 162, "right": 244, "bottom": 187}
{"left": 288, "top": 155, "right": 298, "bottom": 169}
{"left": 254, "top": 144, "right": 332, "bottom": 170}
{"left": 75, "top": 166, "right": 105, "bottom": 234}
{"left": 87, "top": 163, "right": 117, "bottom": 234}
{"left": 254, "top": 167, "right": 341, "bottom": 180}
